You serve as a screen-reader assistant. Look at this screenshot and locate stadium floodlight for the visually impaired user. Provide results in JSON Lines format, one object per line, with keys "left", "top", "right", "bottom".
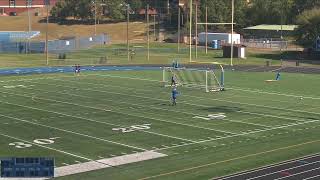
{"left": 162, "top": 66, "right": 225, "bottom": 92}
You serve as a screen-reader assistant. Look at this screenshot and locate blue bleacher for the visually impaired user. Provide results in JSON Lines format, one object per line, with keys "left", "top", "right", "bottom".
{"left": 0, "top": 31, "right": 40, "bottom": 41}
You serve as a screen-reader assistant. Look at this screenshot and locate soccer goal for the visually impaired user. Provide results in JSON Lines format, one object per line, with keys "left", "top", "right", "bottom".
{"left": 162, "top": 65, "right": 225, "bottom": 92}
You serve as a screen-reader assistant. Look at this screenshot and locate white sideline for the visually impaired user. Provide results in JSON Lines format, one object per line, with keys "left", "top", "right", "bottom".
{"left": 55, "top": 151, "right": 167, "bottom": 177}
{"left": 0, "top": 132, "right": 93, "bottom": 161}
{"left": 0, "top": 90, "right": 237, "bottom": 136}
{"left": 6, "top": 74, "right": 320, "bottom": 116}
{"left": 25, "top": 81, "right": 273, "bottom": 128}
{"left": 52, "top": 83, "right": 314, "bottom": 123}
{"left": 47, "top": 76, "right": 320, "bottom": 117}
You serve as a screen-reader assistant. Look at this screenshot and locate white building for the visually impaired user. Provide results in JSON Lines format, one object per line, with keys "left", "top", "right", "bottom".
{"left": 198, "top": 32, "right": 241, "bottom": 45}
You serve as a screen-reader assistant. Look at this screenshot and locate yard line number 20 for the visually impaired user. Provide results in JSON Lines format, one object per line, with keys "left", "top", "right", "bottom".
{"left": 112, "top": 124, "right": 151, "bottom": 133}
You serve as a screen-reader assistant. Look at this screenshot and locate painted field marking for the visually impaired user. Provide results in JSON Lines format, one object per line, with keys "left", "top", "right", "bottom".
{"left": 0, "top": 90, "right": 237, "bottom": 137}
{"left": 28, "top": 79, "right": 320, "bottom": 123}
{"left": 2, "top": 72, "right": 320, "bottom": 103}
{"left": 55, "top": 151, "right": 167, "bottom": 178}
{"left": 0, "top": 113, "right": 147, "bottom": 151}
{"left": 138, "top": 140, "right": 320, "bottom": 180}
{"left": 51, "top": 73, "right": 320, "bottom": 108}
{"left": 10, "top": 79, "right": 296, "bottom": 129}
{"left": 0, "top": 132, "right": 93, "bottom": 161}
{"left": 15, "top": 82, "right": 294, "bottom": 130}
{"left": 1, "top": 76, "right": 318, "bottom": 152}
{"left": 65, "top": 78, "right": 320, "bottom": 115}
{"left": 157, "top": 119, "right": 319, "bottom": 151}
{"left": 0, "top": 95, "right": 198, "bottom": 144}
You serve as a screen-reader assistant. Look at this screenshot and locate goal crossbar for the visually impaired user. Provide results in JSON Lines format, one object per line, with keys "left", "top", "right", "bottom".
{"left": 162, "top": 66, "right": 225, "bottom": 92}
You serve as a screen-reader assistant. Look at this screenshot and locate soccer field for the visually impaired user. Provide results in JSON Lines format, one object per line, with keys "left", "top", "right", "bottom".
{"left": 0, "top": 69, "right": 319, "bottom": 179}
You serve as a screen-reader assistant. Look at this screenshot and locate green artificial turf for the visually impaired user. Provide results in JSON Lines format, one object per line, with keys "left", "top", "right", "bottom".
{"left": 0, "top": 70, "right": 319, "bottom": 180}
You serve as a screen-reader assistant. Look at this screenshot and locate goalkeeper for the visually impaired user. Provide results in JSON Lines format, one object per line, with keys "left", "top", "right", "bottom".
{"left": 171, "top": 87, "right": 179, "bottom": 106}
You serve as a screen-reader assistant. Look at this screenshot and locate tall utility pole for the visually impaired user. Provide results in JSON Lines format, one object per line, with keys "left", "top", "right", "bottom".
{"left": 27, "top": 0, "right": 32, "bottom": 54}
{"left": 189, "top": 0, "right": 193, "bottom": 63}
{"left": 27, "top": 0, "right": 32, "bottom": 32}
{"left": 178, "top": 7, "right": 180, "bottom": 52}
{"left": 205, "top": 6, "right": 208, "bottom": 54}
{"left": 147, "top": 4, "right": 150, "bottom": 61}
{"left": 45, "top": 1, "right": 49, "bottom": 66}
{"left": 195, "top": 0, "right": 198, "bottom": 59}
{"left": 94, "top": 0, "right": 97, "bottom": 36}
{"left": 152, "top": 15, "right": 156, "bottom": 40}
{"left": 230, "top": 0, "right": 234, "bottom": 66}
{"left": 127, "top": 4, "right": 130, "bottom": 62}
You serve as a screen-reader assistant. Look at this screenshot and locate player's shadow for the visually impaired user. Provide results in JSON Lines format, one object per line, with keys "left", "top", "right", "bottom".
{"left": 201, "top": 106, "right": 242, "bottom": 113}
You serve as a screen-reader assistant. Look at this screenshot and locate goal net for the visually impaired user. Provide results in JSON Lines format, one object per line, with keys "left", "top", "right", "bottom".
{"left": 162, "top": 66, "right": 225, "bottom": 92}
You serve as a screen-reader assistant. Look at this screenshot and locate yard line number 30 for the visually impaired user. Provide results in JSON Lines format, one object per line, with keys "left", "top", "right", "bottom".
{"left": 9, "top": 137, "right": 60, "bottom": 149}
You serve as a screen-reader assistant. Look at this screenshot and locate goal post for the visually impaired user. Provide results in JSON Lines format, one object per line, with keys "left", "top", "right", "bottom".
{"left": 162, "top": 66, "right": 225, "bottom": 92}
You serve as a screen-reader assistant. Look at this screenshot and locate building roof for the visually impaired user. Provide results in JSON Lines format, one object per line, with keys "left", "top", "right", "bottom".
{"left": 244, "top": 24, "right": 298, "bottom": 31}
{"left": 138, "top": 8, "right": 158, "bottom": 15}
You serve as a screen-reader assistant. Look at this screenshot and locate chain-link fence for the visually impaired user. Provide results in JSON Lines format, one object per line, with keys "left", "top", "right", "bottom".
{"left": 0, "top": 34, "right": 109, "bottom": 54}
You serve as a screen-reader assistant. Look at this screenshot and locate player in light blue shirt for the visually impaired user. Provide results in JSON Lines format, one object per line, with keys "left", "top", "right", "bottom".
{"left": 172, "top": 87, "right": 179, "bottom": 106}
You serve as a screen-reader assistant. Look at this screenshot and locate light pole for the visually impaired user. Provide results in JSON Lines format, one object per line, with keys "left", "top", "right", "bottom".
{"left": 27, "top": 0, "right": 32, "bottom": 54}
{"left": 178, "top": 7, "right": 180, "bottom": 52}
{"left": 93, "top": 0, "right": 97, "bottom": 36}
{"left": 124, "top": 4, "right": 130, "bottom": 62}
{"left": 230, "top": 0, "right": 234, "bottom": 66}
{"left": 189, "top": 0, "right": 193, "bottom": 63}
{"left": 147, "top": 4, "right": 150, "bottom": 61}
{"left": 27, "top": 0, "right": 32, "bottom": 32}
{"left": 45, "top": 0, "right": 49, "bottom": 66}
{"left": 121, "top": 3, "right": 131, "bottom": 61}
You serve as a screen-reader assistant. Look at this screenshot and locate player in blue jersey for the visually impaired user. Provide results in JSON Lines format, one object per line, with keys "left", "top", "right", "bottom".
{"left": 172, "top": 87, "right": 179, "bottom": 106}
{"left": 276, "top": 72, "right": 281, "bottom": 81}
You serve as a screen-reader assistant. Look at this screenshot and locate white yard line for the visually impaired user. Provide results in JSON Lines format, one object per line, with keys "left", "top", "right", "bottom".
{"left": 2, "top": 73, "right": 320, "bottom": 101}
{"left": 0, "top": 113, "right": 147, "bottom": 151}
{"left": 228, "top": 86, "right": 320, "bottom": 100}
{"left": 84, "top": 73, "right": 320, "bottom": 100}
{"left": 157, "top": 119, "right": 319, "bottom": 151}
{"left": 21, "top": 80, "right": 315, "bottom": 124}
{"left": 1, "top": 91, "right": 317, "bottom": 152}
{"left": 46, "top": 76, "right": 320, "bottom": 116}
{"left": 0, "top": 98, "right": 196, "bottom": 145}
{"left": 5, "top": 74, "right": 320, "bottom": 116}
{"left": 0, "top": 90, "right": 237, "bottom": 136}
{"left": 0, "top": 132, "right": 93, "bottom": 161}
{"left": 20, "top": 83, "right": 271, "bottom": 129}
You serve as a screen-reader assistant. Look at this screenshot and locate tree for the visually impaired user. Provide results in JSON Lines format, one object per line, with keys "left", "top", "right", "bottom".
{"left": 51, "top": 0, "right": 126, "bottom": 21}
{"left": 246, "top": 0, "right": 295, "bottom": 25}
{"left": 295, "top": 7, "right": 320, "bottom": 47}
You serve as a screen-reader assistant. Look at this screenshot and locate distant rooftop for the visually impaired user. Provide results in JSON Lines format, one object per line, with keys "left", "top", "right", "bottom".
{"left": 244, "top": 24, "right": 298, "bottom": 31}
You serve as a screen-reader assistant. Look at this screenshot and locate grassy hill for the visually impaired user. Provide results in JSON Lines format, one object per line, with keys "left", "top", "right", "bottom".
{"left": 0, "top": 8, "right": 147, "bottom": 43}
